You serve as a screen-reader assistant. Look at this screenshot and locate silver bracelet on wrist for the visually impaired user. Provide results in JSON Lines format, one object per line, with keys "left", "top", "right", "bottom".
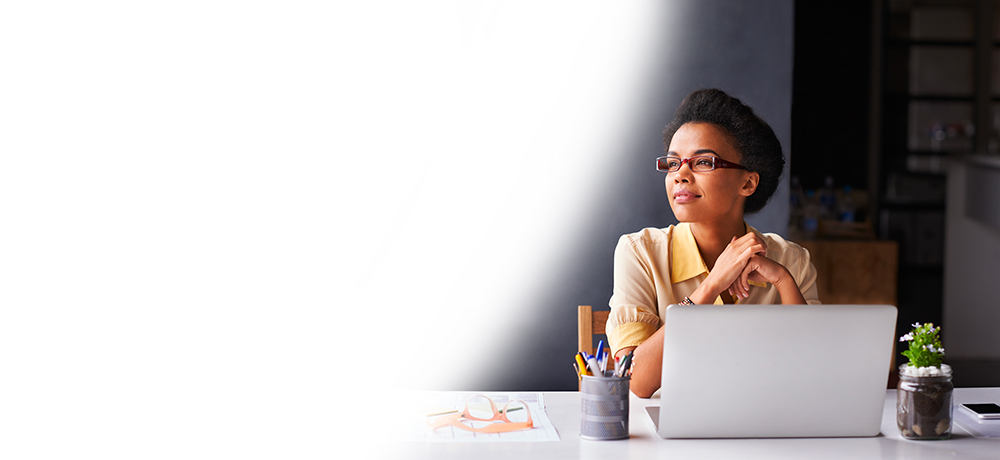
{"left": 679, "top": 296, "right": 694, "bottom": 306}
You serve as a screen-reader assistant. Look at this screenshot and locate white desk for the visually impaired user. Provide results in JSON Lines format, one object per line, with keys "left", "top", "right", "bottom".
{"left": 382, "top": 388, "right": 1000, "bottom": 459}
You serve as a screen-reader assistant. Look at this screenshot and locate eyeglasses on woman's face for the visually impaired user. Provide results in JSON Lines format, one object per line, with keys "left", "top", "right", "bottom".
{"left": 656, "top": 155, "right": 746, "bottom": 173}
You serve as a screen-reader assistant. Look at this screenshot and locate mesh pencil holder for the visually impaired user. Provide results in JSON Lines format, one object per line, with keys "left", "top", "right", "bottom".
{"left": 580, "top": 372, "right": 629, "bottom": 440}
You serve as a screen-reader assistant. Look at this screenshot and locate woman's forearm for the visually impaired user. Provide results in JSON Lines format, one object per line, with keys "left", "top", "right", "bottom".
{"left": 621, "top": 281, "right": 730, "bottom": 398}
{"left": 616, "top": 326, "right": 665, "bottom": 398}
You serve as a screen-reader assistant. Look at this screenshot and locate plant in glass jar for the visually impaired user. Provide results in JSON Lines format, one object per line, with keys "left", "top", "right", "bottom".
{"left": 896, "top": 322, "right": 953, "bottom": 440}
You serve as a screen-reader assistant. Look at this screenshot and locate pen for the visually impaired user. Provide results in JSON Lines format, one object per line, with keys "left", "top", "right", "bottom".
{"left": 618, "top": 353, "right": 632, "bottom": 377}
{"left": 573, "top": 362, "right": 581, "bottom": 380}
{"left": 576, "top": 352, "right": 591, "bottom": 376}
{"left": 619, "top": 351, "right": 633, "bottom": 378}
{"left": 586, "top": 354, "right": 601, "bottom": 378}
{"left": 596, "top": 340, "right": 606, "bottom": 373}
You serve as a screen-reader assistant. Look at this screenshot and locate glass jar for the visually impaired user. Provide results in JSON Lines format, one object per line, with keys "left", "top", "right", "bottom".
{"left": 896, "top": 364, "right": 953, "bottom": 440}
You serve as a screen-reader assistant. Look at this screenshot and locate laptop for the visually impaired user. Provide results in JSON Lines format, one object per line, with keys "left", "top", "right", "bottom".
{"left": 646, "top": 304, "right": 897, "bottom": 438}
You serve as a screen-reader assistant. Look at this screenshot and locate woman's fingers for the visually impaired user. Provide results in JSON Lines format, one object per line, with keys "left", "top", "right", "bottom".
{"left": 727, "top": 235, "right": 766, "bottom": 261}
{"left": 727, "top": 279, "right": 748, "bottom": 300}
{"left": 738, "top": 244, "right": 767, "bottom": 267}
{"left": 729, "top": 280, "right": 744, "bottom": 300}
{"left": 742, "top": 263, "right": 753, "bottom": 294}
{"left": 746, "top": 254, "right": 790, "bottom": 286}
{"left": 711, "top": 234, "right": 770, "bottom": 298}
{"left": 732, "top": 267, "right": 746, "bottom": 299}
{"left": 730, "top": 257, "right": 762, "bottom": 299}
{"left": 722, "top": 254, "right": 791, "bottom": 301}
{"left": 734, "top": 233, "right": 767, "bottom": 254}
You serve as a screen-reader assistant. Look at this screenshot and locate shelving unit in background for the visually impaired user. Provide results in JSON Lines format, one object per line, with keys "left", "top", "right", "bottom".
{"left": 878, "top": 0, "right": 999, "bottom": 343}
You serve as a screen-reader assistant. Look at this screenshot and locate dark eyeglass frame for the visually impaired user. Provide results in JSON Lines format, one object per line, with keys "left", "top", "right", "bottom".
{"left": 655, "top": 155, "right": 746, "bottom": 173}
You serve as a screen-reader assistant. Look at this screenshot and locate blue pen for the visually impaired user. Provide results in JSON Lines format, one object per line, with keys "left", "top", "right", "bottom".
{"left": 596, "top": 340, "right": 606, "bottom": 375}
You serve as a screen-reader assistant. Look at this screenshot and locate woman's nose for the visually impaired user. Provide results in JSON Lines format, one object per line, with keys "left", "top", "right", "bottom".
{"left": 673, "top": 166, "right": 693, "bottom": 182}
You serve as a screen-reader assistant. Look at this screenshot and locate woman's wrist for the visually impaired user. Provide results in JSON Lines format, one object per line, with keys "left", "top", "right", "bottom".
{"left": 768, "top": 265, "right": 794, "bottom": 289}
{"left": 771, "top": 266, "right": 807, "bottom": 304}
{"left": 689, "top": 280, "right": 721, "bottom": 304}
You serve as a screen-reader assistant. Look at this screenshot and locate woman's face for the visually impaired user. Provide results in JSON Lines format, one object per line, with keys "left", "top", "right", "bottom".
{"left": 664, "top": 122, "right": 758, "bottom": 223}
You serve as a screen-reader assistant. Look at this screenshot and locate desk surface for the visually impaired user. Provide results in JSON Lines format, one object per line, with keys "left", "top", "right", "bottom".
{"left": 383, "top": 388, "right": 1000, "bottom": 459}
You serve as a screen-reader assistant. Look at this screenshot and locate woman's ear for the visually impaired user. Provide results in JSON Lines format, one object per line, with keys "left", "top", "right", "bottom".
{"left": 739, "top": 171, "right": 760, "bottom": 197}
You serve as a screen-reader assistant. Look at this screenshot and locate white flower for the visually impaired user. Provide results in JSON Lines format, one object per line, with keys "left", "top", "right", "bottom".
{"left": 912, "top": 322, "right": 921, "bottom": 328}
{"left": 899, "top": 333, "right": 914, "bottom": 342}
{"left": 920, "top": 344, "right": 945, "bottom": 354}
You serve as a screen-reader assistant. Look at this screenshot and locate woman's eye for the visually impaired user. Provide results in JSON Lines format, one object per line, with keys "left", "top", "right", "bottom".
{"left": 695, "top": 158, "right": 714, "bottom": 166}
{"left": 666, "top": 160, "right": 681, "bottom": 168}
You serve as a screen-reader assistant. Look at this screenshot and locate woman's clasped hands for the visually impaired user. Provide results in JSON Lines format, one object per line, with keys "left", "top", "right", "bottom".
{"left": 705, "top": 233, "right": 791, "bottom": 301}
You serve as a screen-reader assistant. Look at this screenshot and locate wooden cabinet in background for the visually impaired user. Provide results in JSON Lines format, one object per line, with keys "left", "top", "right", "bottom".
{"left": 798, "top": 240, "right": 899, "bottom": 306}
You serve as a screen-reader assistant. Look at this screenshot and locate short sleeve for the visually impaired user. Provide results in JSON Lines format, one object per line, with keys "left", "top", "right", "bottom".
{"left": 786, "top": 243, "right": 821, "bottom": 305}
{"left": 606, "top": 234, "right": 661, "bottom": 356}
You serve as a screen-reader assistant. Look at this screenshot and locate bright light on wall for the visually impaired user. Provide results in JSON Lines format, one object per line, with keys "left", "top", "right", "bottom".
{"left": 338, "top": 2, "right": 669, "bottom": 389}
{"left": 0, "top": 0, "right": 670, "bottom": 455}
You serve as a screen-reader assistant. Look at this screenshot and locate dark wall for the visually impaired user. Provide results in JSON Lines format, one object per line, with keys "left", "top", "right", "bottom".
{"left": 465, "top": 0, "right": 795, "bottom": 392}
{"left": 791, "top": 1, "right": 873, "bottom": 192}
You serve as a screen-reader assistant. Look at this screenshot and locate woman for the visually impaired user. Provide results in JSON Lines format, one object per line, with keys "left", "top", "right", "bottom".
{"left": 607, "top": 89, "right": 821, "bottom": 398}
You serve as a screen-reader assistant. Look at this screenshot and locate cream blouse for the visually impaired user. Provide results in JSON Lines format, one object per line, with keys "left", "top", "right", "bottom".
{"left": 606, "top": 222, "right": 821, "bottom": 357}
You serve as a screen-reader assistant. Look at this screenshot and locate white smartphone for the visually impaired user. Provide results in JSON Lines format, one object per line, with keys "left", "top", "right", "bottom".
{"left": 960, "top": 403, "right": 1000, "bottom": 420}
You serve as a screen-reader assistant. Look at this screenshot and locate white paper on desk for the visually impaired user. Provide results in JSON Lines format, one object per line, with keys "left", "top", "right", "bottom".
{"left": 399, "top": 392, "right": 560, "bottom": 442}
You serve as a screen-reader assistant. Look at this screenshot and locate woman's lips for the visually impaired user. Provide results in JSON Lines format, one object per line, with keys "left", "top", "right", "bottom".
{"left": 673, "top": 190, "right": 701, "bottom": 203}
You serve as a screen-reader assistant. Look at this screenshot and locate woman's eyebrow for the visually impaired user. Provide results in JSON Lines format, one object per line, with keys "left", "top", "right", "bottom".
{"left": 665, "top": 149, "right": 721, "bottom": 157}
